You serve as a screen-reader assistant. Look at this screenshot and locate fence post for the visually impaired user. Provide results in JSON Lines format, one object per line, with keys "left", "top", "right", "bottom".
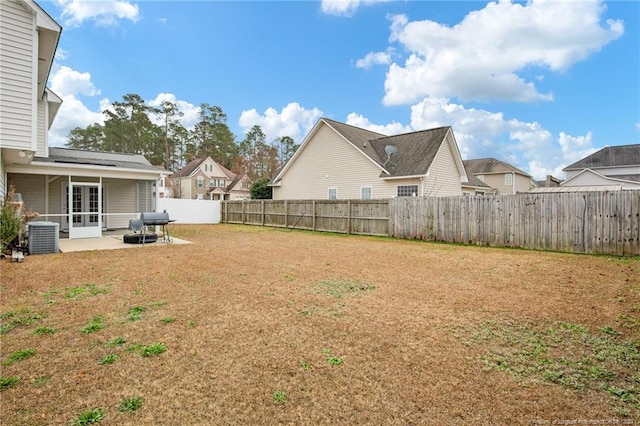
{"left": 241, "top": 201, "right": 245, "bottom": 224}
{"left": 285, "top": 200, "right": 288, "bottom": 229}
{"left": 312, "top": 200, "right": 316, "bottom": 231}
{"left": 347, "top": 200, "right": 351, "bottom": 234}
{"left": 261, "top": 200, "right": 265, "bottom": 226}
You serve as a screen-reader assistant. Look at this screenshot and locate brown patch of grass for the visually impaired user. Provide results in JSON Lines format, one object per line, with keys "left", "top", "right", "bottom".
{"left": 1, "top": 224, "right": 638, "bottom": 424}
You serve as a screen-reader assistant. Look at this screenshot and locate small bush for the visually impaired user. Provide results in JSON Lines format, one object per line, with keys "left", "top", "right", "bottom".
{"left": 33, "top": 326, "right": 56, "bottom": 335}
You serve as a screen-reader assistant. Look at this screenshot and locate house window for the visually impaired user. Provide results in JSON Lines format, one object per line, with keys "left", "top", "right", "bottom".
{"left": 219, "top": 179, "right": 226, "bottom": 187}
{"left": 477, "top": 175, "right": 484, "bottom": 182}
{"left": 361, "top": 186, "right": 372, "bottom": 200}
{"left": 328, "top": 188, "right": 337, "bottom": 200}
{"left": 505, "top": 173, "right": 513, "bottom": 186}
{"left": 196, "top": 177, "right": 204, "bottom": 188}
{"left": 397, "top": 185, "right": 418, "bottom": 197}
{"left": 196, "top": 194, "right": 203, "bottom": 200}
{"left": 475, "top": 190, "right": 485, "bottom": 196}
{"left": 210, "top": 179, "right": 216, "bottom": 187}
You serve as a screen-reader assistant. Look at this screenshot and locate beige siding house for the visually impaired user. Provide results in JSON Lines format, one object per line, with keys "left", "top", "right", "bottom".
{"left": 463, "top": 158, "right": 534, "bottom": 195}
{"left": 1, "top": 0, "right": 167, "bottom": 239}
{"left": 270, "top": 118, "right": 467, "bottom": 200}
{"left": 169, "top": 157, "right": 250, "bottom": 200}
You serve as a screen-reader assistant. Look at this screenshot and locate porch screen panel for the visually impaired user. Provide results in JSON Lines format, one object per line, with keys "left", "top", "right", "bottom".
{"left": 137, "top": 181, "right": 152, "bottom": 212}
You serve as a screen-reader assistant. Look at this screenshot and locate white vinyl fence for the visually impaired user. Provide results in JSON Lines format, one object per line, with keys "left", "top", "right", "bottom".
{"left": 157, "top": 198, "right": 221, "bottom": 224}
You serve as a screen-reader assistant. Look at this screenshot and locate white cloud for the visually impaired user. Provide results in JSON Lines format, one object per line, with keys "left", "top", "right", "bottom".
{"left": 355, "top": 48, "right": 395, "bottom": 69}
{"left": 48, "top": 65, "right": 105, "bottom": 146}
{"left": 382, "top": 1, "right": 623, "bottom": 105}
{"left": 49, "top": 65, "right": 100, "bottom": 97}
{"left": 321, "top": 0, "right": 390, "bottom": 17}
{"left": 345, "top": 113, "right": 411, "bottom": 135}
{"left": 49, "top": 95, "right": 105, "bottom": 147}
{"left": 47, "top": 66, "right": 205, "bottom": 147}
{"left": 238, "top": 102, "right": 323, "bottom": 143}
{"left": 406, "top": 97, "right": 596, "bottom": 179}
{"left": 55, "top": 0, "right": 140, "bottom": 27}
{"left": 146, "top": 93, "right": 200, "bottom": 129}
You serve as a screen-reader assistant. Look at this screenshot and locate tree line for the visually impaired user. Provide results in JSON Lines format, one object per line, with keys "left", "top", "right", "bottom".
{"left": 66, "top": 93, "right": 299, "bottom": 181}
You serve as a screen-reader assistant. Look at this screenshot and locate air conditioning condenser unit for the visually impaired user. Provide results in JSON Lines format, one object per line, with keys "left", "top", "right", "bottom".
{"left": 28, "top": 222, "right": 59, "bottom": 255}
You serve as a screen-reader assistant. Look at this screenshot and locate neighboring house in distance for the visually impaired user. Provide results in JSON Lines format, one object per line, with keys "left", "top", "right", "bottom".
{"left": 461, "top": 174, "right": 494, "bottom": 196}
{"left": 1, "top": 0, "right": 167, "bottom": 239}
{"left": 463, "top": 158, "right": 534, "bottom": 195}
{"left": 558, "top": 144, "right": 640, "bottom": 191}
{"left": 269, "top": 118, "right": 468, "bottom": 200}
{"left": 169, "top": 157, "right": 250, "bottom": 200}
{"left": 534, "top": 175, "right": 562, "bottom": 188}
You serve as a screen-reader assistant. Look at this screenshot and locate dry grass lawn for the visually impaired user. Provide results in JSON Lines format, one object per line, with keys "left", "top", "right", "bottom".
{"left": 1, "top": 224, "right": 639, "bottom": 425}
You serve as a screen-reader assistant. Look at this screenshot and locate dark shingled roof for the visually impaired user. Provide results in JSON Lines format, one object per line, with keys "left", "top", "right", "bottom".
{"left": 35, "top": 147, "right": 167, "bottom": 173}
{"left": 170, "top": 158, "right": 207, "bottom": 178}
{"left": 171, "top": 158, "right": 237, "bottom": 180}
{"left": 322, "top": 118, "right": 387, "bottom": 166}
{"left": 369, "top": 127, "right": 451, "bottom": 177}
{"left": 463, "top": 158, "right": 531, "bottom": 177}
{"left": 324, "top": 118, "right": 452, "bottom": 177}
{"left": 463, "top": 174, "right": 491, "bottom": 188}
{"left": 564, "top": 144, "right": 640, "bottom": 170}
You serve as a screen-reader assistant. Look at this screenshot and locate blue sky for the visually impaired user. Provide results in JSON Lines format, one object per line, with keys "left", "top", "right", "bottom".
{"left": 40, "top": 0, "right": 639, "bottom": 179}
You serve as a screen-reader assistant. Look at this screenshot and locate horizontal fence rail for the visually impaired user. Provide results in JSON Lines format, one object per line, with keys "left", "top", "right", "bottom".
{"left": 222, "top": 191, "right": 640, "bottom": 256}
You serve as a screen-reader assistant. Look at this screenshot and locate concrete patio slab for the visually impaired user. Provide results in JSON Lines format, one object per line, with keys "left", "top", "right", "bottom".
{"left": 59, "top": 234, "right": 191, "bottom": 253}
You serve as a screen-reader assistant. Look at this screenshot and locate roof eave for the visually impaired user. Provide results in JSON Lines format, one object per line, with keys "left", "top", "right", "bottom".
{"left": 7, "top": 160, "right": 166, "bottom": 178}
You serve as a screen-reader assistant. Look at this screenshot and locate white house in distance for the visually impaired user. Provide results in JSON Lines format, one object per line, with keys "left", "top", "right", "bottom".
{"left": 269, "top": 118, "right": 468, "bottom": 200}
{"left": 0, "top": 0, "right": 167, "bottom": 239}
{"left": 559, "top": 144, "right": 640, "bottom": 191}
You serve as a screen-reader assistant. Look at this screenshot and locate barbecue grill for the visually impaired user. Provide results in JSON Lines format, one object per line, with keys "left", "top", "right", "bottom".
{"left": 126, "top": 210, "right": 174, "bottom": 245}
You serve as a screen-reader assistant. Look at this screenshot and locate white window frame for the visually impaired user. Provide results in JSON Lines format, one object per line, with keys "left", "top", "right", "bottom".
{"left": 209, "top": 178, "right": 216, "bottom": 187}
{"left": 397, "top": 185, "right": 418, "bottom": 197}
{"left": 504, "top": 173, "right": 513, "bottom": 186}
{"left": 361, "top": 186, "right": 372, "bottom": 200}
{"left": 196, "top": 176, "right": 204, "bottom": 188}
{"left": 328, "top": 187, "right": 338, "bottom": 200}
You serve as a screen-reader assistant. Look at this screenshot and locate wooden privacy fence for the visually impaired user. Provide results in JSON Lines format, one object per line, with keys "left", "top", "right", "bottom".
{"left": 222, "top": 191, "right": 640, "bottom": 256}
{"left": 222, "top": 199, "right": 389, "bottom": 236}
